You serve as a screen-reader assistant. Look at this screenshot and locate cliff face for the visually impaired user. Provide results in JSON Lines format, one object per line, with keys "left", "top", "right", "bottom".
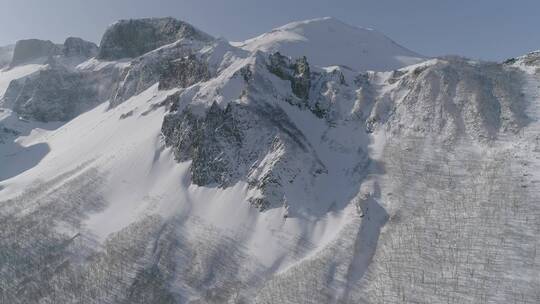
{"left": 62, "top": 37, "right": 98, "bottom": 58}
{"left": 9, "top": 39, "right": 61, "bottom": 67}
{"left": 97, "top": 17, "right": 214, "bottom": 60}
{"left": 0, "top": 45, "right": 14, "bottom": 68}
{"left": 0, "top": 17, "right": 538, "bottom": 304}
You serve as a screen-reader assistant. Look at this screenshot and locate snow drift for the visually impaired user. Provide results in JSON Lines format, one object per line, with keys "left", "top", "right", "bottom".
{"left": 0, "top": 17, "right": 538, "bottom": 304}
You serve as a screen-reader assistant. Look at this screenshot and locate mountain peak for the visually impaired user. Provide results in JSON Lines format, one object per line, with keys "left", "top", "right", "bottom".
{"left": 0, "top": 13, "right": 539, "bottom": 304}
{"left": 237, "top": 17, "right": 425, "bottom": 71}
{"left": 97, "top": 17, "right": 214, "bottom": 60}
{"left": 9, "top": 39, "right": 62, "bottom": 67}
{"left": 275, "top": 16, "right": 373, "bottom": 32}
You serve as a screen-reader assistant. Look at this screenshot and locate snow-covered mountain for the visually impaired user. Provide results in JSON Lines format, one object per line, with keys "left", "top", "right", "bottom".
{"left": 0, "top": 17, "right": 539, "bottom": 304}
{"left": 233, "top": 17, "right": 425, "bottom": 71}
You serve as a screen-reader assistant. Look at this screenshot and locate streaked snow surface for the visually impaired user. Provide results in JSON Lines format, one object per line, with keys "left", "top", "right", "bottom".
{"left": 234, "top": 17, "right": 425, "bottom": 71}
{"left": 0, "top": 19, "right": 539, "bottom": 304}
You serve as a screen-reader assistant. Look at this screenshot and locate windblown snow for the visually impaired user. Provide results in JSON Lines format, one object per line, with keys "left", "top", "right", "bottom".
{"left": 234, "top": 17, "right": 425, "bottom": 71}
{"left": 0, "top": 17, "right": 539, "bottom": 304}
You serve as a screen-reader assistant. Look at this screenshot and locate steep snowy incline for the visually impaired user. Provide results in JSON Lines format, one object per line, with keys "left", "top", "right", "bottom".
{"left": 0, "top": 63, "right": 46, "bottom": 96}
{"left": 1, "top": 16, "right": 539, "bottom": 304}
{"left": 0, "top": 15, "right": 410, "bottom": 301}
{"left": 234, "top": 17, "right": 425, "bottom": 71}
{"left": 0, "top": 81, "right": 362, "bottom": 303}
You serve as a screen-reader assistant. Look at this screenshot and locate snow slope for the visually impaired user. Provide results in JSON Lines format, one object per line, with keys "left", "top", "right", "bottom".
{"left": 0, "top": 17, "right": 538, "bottom": 304}
{"left": 234, "top": 17, "right": 425, "bottom": 71}
{"left": 0, "top": 82, "right": 363, "bottom": 303}
{"left": 0, "top": 63, "right": 45, "bottom": 96}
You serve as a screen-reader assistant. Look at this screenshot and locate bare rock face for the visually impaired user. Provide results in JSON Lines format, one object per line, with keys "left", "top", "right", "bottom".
{"left": 1, "top": 19, "right": 216, "bottom": 120}
{"left": 108, "top": 41, "right": 210, "bottom": 107}
{"left": 162, "top": 101, "right": 326, "bottom": 211}
{"left": 268, "top": 52, "right": 311, "bottom": 100}
{"left": 62, "top": 37, "right": 98, "bottom": 58}
{"left": 97, "top": 17, "right": 214, "bottom": 60}
{"left": 9, "top": 39, "right": 61, "bottom": 67}
{"left": 3, "top": 66, "right": 98, "bottom": 122}
{"left": 267, "top": 52, "right": 350, "bottom": 120}
{"left": 0, "top": 45, "right": 14, "bottom": 68}
{"left": 2, "top": 16, "right": 539, "bottom": 304}
{"left": 158, "top": 54, "right": 210, "bottom": 90}
{"left": 2, "top": 58, "right": 121, "bottom": 122}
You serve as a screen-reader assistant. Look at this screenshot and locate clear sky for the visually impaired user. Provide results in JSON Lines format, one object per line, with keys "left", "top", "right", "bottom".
{"left": 0, "top": 0, "right": 538, "bottom": 61}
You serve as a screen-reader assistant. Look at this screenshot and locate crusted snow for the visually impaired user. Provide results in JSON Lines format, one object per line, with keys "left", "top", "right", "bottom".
{"left": 1, "top": 17, "right": 539, "bottom": 304}
{"left": 234, "top": 17, "right": 425, "bottom": 71}
{"left": 0, "top": 63, "right": 45, "bottom": 96}
{"left": 0, "top": 81, "right": 357, "bottom": 277}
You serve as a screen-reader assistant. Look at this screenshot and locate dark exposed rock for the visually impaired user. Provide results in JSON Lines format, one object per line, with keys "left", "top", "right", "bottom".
{"left": 162, "top": 102, "right": 244, "bottom": 186}
{"left": 291, "top": 56, "right": 311, "bottom": 100}
{"left": 140, "top": 91, "right": 181, "bottom": 116}
{"left": 108, "top": 40, "right": 210, "bottom": 107}
{"left": 97, "top": 17, "right": 213, "bottom": 60}
{"left": 162, "top": 101, "right": 325, "bottom": 210}
{"left": 0, "top": 125, "right": 19, "bottom": 144}
{"left": 9, "top": 39, "right": 61, "bottom": 67}
{"left": 516, "top": 51, "right": 540, "bottom": 67}
{"left": 267, "top": 52, "right": 343, "bottom": 119}
{"left": 1, "top": 62, "right": 120, "bottom": 122}
{"left": 267, "top": 52, "right": 311, "bottom": 100}
{"left": 158, "top": 54, "right": 210, "bottom": 90}
{"left": 62, "top": 37, "right": 98, "bottom": 58}
{"left": 3, "top": 66, "right": 97, "bottom": 122}
{"left": 267, "top": 52, "right": 291, "bottom": 79}
{"left": 0, "top": 45, "right": 14, "bottom": 68}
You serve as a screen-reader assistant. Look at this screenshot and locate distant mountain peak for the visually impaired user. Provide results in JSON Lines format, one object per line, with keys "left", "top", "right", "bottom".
{"left": 1, "top": 16, "right": 537, "bottom": 304}
{"left": 274, "top": 16, "right": 373, "bottom": 32}
{"left": 97, "top": 17, "right": 214, "bottom": 60}
{"left": 235, "top": 17, "right": 425, "bottom": 71}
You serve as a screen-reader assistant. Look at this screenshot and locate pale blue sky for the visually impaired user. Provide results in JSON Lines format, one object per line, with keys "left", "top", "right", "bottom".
{"left": 0, "top": 0, "right": 538, "bottom": 61}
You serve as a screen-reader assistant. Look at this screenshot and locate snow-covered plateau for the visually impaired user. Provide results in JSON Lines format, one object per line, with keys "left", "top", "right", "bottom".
{"left": 0, "top": 17, "right": 539, "bottom": 304}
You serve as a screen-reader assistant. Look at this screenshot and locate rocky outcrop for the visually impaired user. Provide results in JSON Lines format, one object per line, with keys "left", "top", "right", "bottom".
{"left": 291, "top": 56, "right": 311, "bottom": 100}
{"left": 2, "top": 20, "right": 216, "bottom": 120}
{"left": 158, "top": 54, "right": 210, "bottom": 90}
{"left": 267, "top": 52, "right": 347, "bottom": 119}
{"left": 162, "top": 102, "right": 243, "bottom": 186}
{"left": 9, "top": 39, "right": 61, "bottom": 67}
{"left": 3, "top": 66, "right": 98, "bottom": 121}
{"left": 3, "top": 16, "right": 540, "bottom": 304}
{"left": 4, "top": 37, "right": 96, "bottom": 69}
{"left": 108, "top": 41, "right": 210, "bottom": 107}
{"left": 162, "top": 101, "right": 326, "bottom": 210}
{"left": 0, "top": 124, "right": 19, "bottom": 144}
{"left": 268, "top": 52, "right": 311, "bottom": 100}
{"left": 97, "top": 17, "right": 213, "bottom": 60}
{"left": 62, "top": 37, "right": 98, "bottom": 58}
{"left": 0, "top": 45, "right": 14, "bottom": 69}
{"left": 2, "top": 57, "right": 122, "bottom": 122}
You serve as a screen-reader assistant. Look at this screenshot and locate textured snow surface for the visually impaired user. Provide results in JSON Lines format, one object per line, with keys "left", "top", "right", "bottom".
{"left": 234, "top": 17, "right": 425, "bottom": 71}
{"left": 0, "top": 83, "right": 361, "bottom": 303}
{"left": 0, "top": 63, "right": 45, "bottom": 96}
{"left": 0, "top": 17, "right": 539, "bottom": 304}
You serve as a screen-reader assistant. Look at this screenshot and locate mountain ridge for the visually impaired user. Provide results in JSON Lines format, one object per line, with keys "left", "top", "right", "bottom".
{"left": 0, "top": 16, "right": 539, "bottom": 304}
{"left": 234, "top": 16, "right": 425, "bottom": 71}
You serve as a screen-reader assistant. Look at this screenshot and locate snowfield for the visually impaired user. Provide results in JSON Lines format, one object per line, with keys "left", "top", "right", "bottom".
{"left": 234, "top": 17, "right": 425, "bottom": 71}
{"left": 0, "top": 63, "right": 45, "bottom": 95}
{"left": 0, "top": 17, "right": 539, "bottom": 304}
